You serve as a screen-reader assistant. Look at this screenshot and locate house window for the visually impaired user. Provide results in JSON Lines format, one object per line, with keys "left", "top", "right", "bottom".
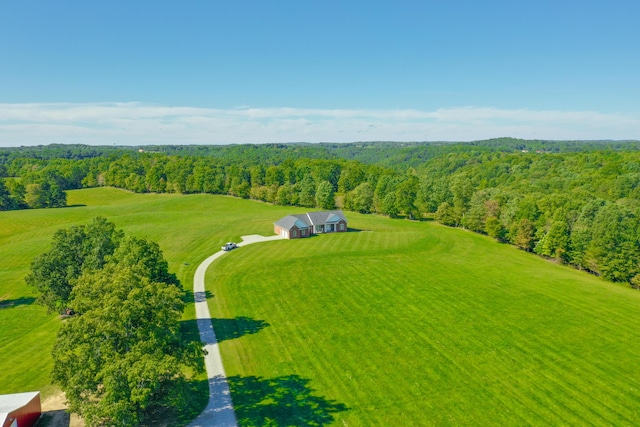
{"left": 339, "top": 223, "right": 344, "bottom": 231}
{"left": 292, "top": 230, "right": 297, "bottom": 237}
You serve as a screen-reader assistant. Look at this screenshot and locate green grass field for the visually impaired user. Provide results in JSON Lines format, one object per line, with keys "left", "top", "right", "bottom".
{"left": 0, "top": 188, "right": 298, "bottom": 422}
{"left": 2, "top": 188, "right": 640, "bottom": 426}
{"left": 208, "top": 213, "right": 640, "bottom": 425}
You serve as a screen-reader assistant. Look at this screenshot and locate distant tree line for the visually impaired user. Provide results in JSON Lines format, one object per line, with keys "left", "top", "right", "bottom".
{"left": 418, "top": 150, "right": 640, "bottom": 285}
{"left": 4, "top": 139, "right": 640, "bottom": 286}
{"left": 0, "top": 174, "right": 67, "bottom": 210}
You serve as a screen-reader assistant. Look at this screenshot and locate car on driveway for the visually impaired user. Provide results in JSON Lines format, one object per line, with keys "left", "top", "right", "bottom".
{"left": 221, "top": 242, "right": 238, "bottom": 251}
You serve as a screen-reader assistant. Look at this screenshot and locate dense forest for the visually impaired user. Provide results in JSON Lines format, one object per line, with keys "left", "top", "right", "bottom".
{"left": 2, "top": 138, "right": 640, "bottom": 287}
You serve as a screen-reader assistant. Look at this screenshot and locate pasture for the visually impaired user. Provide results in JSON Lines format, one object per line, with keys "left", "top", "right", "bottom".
{"left": 1, "top": 187, "right": 639, "bottom": 425}
{"left": 0, "top": 188, "right": 295, "bottom": 421}
{"left": 208, "top": 213, "right": 640, "bottom": 425}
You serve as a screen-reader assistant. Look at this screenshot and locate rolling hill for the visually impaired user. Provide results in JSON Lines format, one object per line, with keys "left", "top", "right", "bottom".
{"left": 1, "top": 187, "right": 639, "bottom": 425}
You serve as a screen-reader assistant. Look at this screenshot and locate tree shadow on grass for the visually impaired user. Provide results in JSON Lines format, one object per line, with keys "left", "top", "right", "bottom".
{"left": 183, "top": 289, "right": 213, "bottom": 304}
{"left": 211, "top": 317, "right": 270, "bottom": 343}
{"left": 347, "top": 227, "right": 368, "bottom": 232}
{"left": 228, "top": 374, "right": 349, "bottom": 427}
{"left": 180, "top": 318, "right": 205, "bottom": 349}
{"left": 0, "top": 296, "right": 36, "bottom": 309}
{"left": 181, "top": 317, "right": 270, "bottom": 345}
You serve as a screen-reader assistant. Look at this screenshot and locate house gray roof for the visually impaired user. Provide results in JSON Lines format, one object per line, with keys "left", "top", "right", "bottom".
{"left": 274, "top": 215, "right": 310, "bottom": 230}
{"left": 274, "top": 210, "right": 347, "bottom": 230}
{"left": 305, "top": 210, "right": 347, "bottom": 226}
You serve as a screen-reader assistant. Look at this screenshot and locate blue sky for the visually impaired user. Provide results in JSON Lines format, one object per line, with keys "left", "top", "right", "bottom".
{"left": 1, "top": 0, "right": 639, "bottom": 145}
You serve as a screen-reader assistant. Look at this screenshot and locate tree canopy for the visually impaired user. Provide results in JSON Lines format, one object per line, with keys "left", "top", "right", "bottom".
{"left": 27, "top": 218, "right": 202, "bottom": 426}
{"left": 25, "top": 217, "right": 123, "bottom": 312}
{"left": 9, "top": 140, "right": 640, "bottom": 286}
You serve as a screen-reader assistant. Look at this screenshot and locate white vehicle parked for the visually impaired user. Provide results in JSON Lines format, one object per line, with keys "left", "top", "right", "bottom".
{"left": 221, "top": 242, "right": 238, "bottom": 251}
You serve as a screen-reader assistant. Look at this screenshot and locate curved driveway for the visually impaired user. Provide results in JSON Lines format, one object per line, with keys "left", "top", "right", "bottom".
{"left": 188, "top": 234, "right": 284, "bottom": 427}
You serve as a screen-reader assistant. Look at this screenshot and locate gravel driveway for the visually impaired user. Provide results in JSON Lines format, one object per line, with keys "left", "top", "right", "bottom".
{"left": 187, "top": 234, "right": 284, "bottom": 427}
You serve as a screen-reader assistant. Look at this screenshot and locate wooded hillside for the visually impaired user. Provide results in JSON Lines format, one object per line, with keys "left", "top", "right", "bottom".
{"left": 2, "top": 138, "right": 639, "bottom": 285}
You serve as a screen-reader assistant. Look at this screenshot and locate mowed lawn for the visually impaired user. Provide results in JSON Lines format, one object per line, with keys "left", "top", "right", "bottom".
{"left": 2, "top": 188, "right": 640, "bottom": 426}
{"left": 208, "top": 215, "right": 640, "bottom": 426}
{"left": 0, "top": 188, "right": 296, "bottom": 400}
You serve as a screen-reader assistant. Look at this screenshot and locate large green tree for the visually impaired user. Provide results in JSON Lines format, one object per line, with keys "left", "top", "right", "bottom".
{"left": 511, "top": 218, "right": 536, "bottom": 252}
{"left": 435, "top": 202, "right": 459, "bottom": 227}
{"left": 315, "top": 180, "right": 335, "bottom": 210}
{"left": 535, "top": 219, "right": 570, "bottom": 263}
{"left": 346, "top": 182, "right": 374, "bottom": 214}
{"left": 52, "top": 264, "right": 201, "bottom": 426}
{"left": 111, "top": 235, "right": 179, "bottom": 287}
{"left": 485, "top": 216, "right": 506, "bottom": 241}
{"left": 297, "top": 175, "right": 316, "bottom": 207}
{"left": 25, "top": 217, "right": 123, "bottom": 312}
{"left": 0, "top": 179, "right": 15, "bottom": 210}
{"left": 585, "top": 204, "right": 640, "bottom": 281}
{"left": 394, "top": 176, "right": 418, "bottom": 219}
{"left": 31, "top": 219, "right": 203, "bottom": 426}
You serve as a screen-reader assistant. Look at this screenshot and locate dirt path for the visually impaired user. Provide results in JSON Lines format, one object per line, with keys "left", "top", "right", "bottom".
{"left": 187, "top": 234, "right": 284, "bottom": 427}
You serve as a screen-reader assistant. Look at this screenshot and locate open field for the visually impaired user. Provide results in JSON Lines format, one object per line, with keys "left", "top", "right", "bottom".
{"left": 208, "top": 214, "right": 640, "bottom": 425}
{"left": 0, "top": 187, "right": 297, "bottom": 423}
{"left": 2, "top": 187, "right": 640, "bottom": 425}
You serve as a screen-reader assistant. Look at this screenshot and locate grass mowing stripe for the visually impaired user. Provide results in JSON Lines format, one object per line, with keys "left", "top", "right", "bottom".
{"left": 0, "top": 189, "right": 296, "bottom": 403}
{"left": 207, "top": 217, "right": 640, "bottom": 425}
{"left": 422, "top": 251, "right": 636, "bottom": 424}
{"left": 4, "top": 188, "right": 640, "bottom": 425}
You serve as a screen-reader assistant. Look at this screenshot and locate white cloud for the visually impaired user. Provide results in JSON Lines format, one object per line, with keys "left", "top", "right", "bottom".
{"left": 0, "top": 102, "right": 638, "bottom": 146}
